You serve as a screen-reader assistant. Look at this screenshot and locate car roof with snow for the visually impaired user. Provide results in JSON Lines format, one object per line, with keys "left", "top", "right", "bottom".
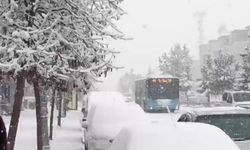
{"left": 87, "top": 91, "right": 128, "bottom": 111}
{"left": 109, "top": 122, "right": 240, "bottom": 150}
{"left": 181, "top": 106, "right": 250, "bottom": 116}
{"left": 224, "top": 90, "right": 250, "bottom": 94}
{"left": 87, "top": 101, "right": 146, "bottom": 139}
{"left": 135, "top": 74, "right": 177, "bottom": 81}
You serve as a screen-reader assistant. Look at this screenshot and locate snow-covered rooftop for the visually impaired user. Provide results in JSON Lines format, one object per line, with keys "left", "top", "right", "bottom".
{"left": 136, "top": 74, "right": 177, "bottom": 81}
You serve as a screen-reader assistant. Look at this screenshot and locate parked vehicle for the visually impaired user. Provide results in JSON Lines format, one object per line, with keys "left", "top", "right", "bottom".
{"left": 82, "top": 94, "right": 146, "bottom": 150}
{"left": 178, "top": 107, "right": 250, "bottom": 150}
{"left": 222, "top": 91, "right": 250, "bottom": 108}
{"left": 109, "top": 122, "right": 240, "bottom": 150}
{"left": 0, "top": 95, "right": 12, "bottom": 115}
{"left": 23, "top": 96, "right": 36, "bottom": 110}
{"left": 83, "top": 91, "right": 129, "bottom": 117}
{"left": 81, "top": 91, "right": 130, "bottom": 127}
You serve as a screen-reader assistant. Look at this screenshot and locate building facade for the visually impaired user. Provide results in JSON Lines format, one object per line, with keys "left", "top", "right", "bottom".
{"left": 199, "top": 26, "right": 250, "bottom": 65}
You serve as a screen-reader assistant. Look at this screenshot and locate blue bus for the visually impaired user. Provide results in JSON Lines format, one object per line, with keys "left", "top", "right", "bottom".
{"left": 134, "top": 77, "right": 179, "bottom": 112}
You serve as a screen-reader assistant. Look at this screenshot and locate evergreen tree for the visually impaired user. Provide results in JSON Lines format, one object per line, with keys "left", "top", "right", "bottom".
{"left": 213, "top": 51, "right": 237, "bottom": 94}
{"left": 159, "top": 44, "right": 193, "bottom": 97}
{"left": 199, "top": 51, "right": 238, "bottom": 101}
{"left": 199, "top": 55, "right": 213, "bottom": 94}
{"left": 237, "top": 41, "right": 250, "bottom": 90}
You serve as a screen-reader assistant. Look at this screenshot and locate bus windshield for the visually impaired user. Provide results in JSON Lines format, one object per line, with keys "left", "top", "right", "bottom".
{"left": 196, "top": 114, "right": 250, "bottom": 140}
{"left": 233, "top": 93, "right": 250, "bottom": 102}
{"left": 148, "top": 78, "right": 179, "bottom": 100}
{"left": 134, "top": 78, "right": 179, "bottom": 112}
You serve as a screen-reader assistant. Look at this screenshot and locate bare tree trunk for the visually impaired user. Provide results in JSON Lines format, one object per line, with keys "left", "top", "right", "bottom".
{"left": 7, "top": 72, "right": 25, "bottom": 150}
{"left": 41, "top": 93, "right": 49, "bottom": 148}
{"left": 57, "top": 89, "right": 62, "bottom": 126}
{"left": 208, "top": 93, "right": 211, "bottom": 103}
{"left": 207, "top": 91, "right": 211, "bottom": 103}
{"left": 49, "top": 88, "right": 56, "bottom": 140}
{"left": 33, "top": 76, "right": 43, "bottom": 150}
{"left": 185, "top": 91, "right": 189, "bottom": 105}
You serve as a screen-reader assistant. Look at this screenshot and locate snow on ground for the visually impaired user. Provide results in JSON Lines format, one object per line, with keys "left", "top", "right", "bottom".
{"left": 3, "top": 110, "right": 38, "bottom": 150}
{"left": 50, "top": 110, "right": 83, "bottom": 150}
{"left": 2, "top": 109, "right": 84, "bottom": 150}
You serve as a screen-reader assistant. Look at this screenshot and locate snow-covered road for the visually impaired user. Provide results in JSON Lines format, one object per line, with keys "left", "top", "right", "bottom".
{"left": 2, "top": 109, "right": 84, "bottom": 150}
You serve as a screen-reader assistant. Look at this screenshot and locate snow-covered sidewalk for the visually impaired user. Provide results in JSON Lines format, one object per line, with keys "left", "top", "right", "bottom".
{"left": 2, "top": 109, "right": 84, "bottom": 150}
{"left": 50, "top": 110, "right": 84, "bottom": 150}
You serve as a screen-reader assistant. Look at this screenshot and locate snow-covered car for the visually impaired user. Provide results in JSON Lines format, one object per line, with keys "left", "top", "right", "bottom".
{"left": 82, "top": 98, "right": 146, "bottom": 150}
{"left": 23, "top": 96, "right": 36, "bottom": 109}
{"left": 178, "top": 106, "right": 250, "bottom": 150}
{"left": 81, "top": 91, "right": 130, "bottom": 128}
{"left": 108, "top": 122, "right": 240, "bottom": 150}
{"left": 222, "top": 91, "right": 250, "bottom": 108}
{"left": 84, "top": 91, "right": 129, "bottom": 115}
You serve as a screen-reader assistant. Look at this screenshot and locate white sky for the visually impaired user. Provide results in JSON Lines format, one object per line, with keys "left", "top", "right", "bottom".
{"left": 98, "top": 0, "right": 250, "bottom": 90}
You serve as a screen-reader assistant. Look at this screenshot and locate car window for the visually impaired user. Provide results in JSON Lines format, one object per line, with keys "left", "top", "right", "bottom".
{"left": 222, "top": 93, "right": 228, "bottom": 101}
{"left": 196, "top": 114, "right": 250, "bottom": 140}
{"left": 233, "top": 93, "right": 250, "bottom": 102}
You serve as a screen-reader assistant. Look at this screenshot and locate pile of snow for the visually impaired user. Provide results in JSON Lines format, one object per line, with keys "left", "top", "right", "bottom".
{"left": 109, "top": 122, "right": 240, "bottom": 150}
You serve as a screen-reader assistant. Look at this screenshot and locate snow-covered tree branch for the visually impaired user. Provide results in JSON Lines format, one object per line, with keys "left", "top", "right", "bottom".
{"left": 0, "top": 1, "right": 125, "bottom": 150}
{"left": 0, "top": 0, "right": 125, "bottom": 87}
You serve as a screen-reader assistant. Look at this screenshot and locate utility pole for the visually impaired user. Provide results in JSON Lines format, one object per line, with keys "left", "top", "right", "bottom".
{"left": 193, "top": 11, "right": 206, "bottom": 45}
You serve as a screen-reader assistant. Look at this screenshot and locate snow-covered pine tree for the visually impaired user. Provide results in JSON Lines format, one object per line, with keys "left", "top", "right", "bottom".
{"left": 159, "top": 44, "right": 193, "bottom": 99}
{"left": 212, "top": 50, "right": 237, "bottom": 94}
{"left": 199, "top": 55, "right": 213, "bottom": 102}
{"left": 199, "top": 51, "right": 238, "bottom": 102}
{"left": 238, "top": 55, "right": 250, "bottom": 90}
{"left": 237, "top": 37, "right": 250, "bottom": 90}
{"left": 0, "top": 0, "right": 125, "bottom": 150}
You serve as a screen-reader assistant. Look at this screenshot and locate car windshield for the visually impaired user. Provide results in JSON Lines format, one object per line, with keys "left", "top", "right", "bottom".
{"left": 233, "top": 93, "right": 250, "bottom": 102}
{"left": 196, "top": 114, "right": 250, "bottom": 140}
